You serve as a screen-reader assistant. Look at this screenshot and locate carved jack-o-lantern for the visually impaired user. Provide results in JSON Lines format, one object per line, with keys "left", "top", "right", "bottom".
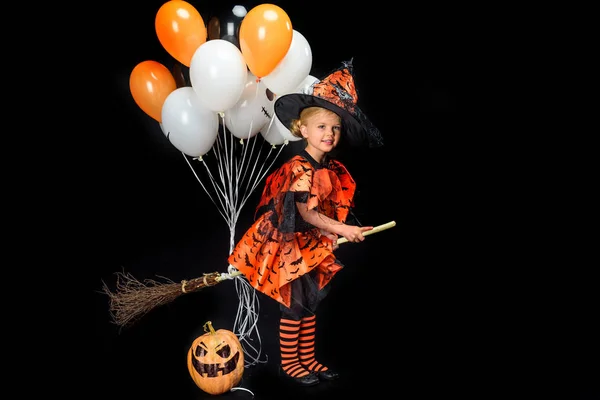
{"left": 187, "top": 321, "right": 244, "bottom": 395}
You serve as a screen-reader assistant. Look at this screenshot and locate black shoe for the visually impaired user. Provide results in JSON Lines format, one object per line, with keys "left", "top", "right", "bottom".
{"left": 279, "top": 366, "right": 319, "bottom": 386}
{"left": 316, "top": 369, "right": 339, "bottom": 381}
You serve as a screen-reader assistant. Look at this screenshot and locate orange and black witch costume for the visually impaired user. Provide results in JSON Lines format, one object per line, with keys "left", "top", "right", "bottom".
{"left": 228, "top": 149, "right": 356, "bottom": 309}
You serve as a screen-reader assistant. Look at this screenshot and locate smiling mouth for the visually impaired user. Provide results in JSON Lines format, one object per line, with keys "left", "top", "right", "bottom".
{"left": 191, "top": 351, "right": 240, "bottom": 377}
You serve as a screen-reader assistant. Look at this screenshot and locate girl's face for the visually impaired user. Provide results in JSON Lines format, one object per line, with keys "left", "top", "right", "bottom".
{"left": 300, "top": 109, "right": 342, "bottom": 163}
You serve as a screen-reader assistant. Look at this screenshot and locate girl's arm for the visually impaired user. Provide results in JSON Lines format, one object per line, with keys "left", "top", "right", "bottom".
{"left": 296, "top": 202, "right": 373, "bottom": 243}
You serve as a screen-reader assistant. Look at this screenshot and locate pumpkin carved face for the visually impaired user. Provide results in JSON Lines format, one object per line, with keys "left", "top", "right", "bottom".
{"left": 187, "top": 321, "right": 244, "bottom": 395}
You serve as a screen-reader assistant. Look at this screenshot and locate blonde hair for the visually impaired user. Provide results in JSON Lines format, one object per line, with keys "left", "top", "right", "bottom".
{"left": 288, "top": 107, "right": 340, "bottom": 139}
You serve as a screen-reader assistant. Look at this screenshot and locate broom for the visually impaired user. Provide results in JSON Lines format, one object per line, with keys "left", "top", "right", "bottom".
{"left": 102, "top": 221, "right": 396, "bottom": 328}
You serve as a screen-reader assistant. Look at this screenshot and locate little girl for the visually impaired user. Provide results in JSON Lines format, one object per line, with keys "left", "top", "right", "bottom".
{"left": 228, "top": 60, "right": 383, "bottom": 386}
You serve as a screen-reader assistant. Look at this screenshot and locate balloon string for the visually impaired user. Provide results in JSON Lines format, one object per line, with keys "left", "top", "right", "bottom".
{"left": 183, "top": 124, "right": 291, "bottom": 367}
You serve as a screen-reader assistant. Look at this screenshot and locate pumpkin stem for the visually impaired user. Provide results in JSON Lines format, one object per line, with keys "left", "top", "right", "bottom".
{"left": 203, "top": 321, "right": 216, "bottom": 335}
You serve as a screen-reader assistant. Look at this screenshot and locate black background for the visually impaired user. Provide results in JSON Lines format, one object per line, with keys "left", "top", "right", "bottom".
{"left": 81, "top": 1, "right": 598, "bottom": 399}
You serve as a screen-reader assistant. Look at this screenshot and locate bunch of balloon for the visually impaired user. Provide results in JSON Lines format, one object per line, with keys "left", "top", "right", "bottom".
{"left": 124, "top": 1, "right": 327, "bottom": 370}
{"left": 169, "top": 5, "right": 248, "bottom": 90}
{"left": 156, "top": 1, "right": 253, "bottom": 158}
{"left": 160, "top": 36, "right": 249, "bottom": 158}
{"left": 129, "top": 0, "right": 216, "bottom": 157}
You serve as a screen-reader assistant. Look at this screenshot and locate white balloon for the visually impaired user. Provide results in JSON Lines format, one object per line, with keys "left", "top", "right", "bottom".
{"left": 259, "top": 93, "right": 286, "bottom": 145}
{"left": 261, "top": 30, "right": 312, "bottom": 95}
{"left": 189, "top": 40, "right": 248, "bottom": 112}
{"left": 258, "top": 84, "right": 286, "bottom": 145}
{"left": 295, "top": 74, "right": 319, "bottom": 95}
{"left": 260, "top": 119, "right": 286, "bottom": 145}
{"left": 224, "top": 72, "right": 275, "bottom": 139}
{"left": 161, "top": 87, "right": 219, "bottom": 157}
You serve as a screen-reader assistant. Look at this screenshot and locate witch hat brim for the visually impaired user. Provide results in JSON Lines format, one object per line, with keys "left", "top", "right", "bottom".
{"left": 274, "top": 60, "right": 383, "bottom": 148}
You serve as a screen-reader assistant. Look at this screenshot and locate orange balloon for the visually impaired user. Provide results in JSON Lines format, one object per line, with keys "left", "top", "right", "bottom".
{"left": 155, "top": 1, "right": 207, "bottom": 67}
{"left": 129, "top": 60, "right": 176, "bottom": 122}
{"left": 239, "top": 4, "right": 293, "bottom": 78}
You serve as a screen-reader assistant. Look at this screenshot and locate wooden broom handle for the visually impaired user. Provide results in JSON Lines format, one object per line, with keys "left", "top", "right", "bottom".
{"left": 337, "top": 221, "right": 396, "bottom": 245}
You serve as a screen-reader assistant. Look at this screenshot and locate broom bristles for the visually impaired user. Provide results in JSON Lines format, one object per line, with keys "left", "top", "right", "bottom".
{"left": 101, "top": 271, "right": 230, "bottom": 328}
{"left": 102, "top": 271, "right": 184, "bottom": 328}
